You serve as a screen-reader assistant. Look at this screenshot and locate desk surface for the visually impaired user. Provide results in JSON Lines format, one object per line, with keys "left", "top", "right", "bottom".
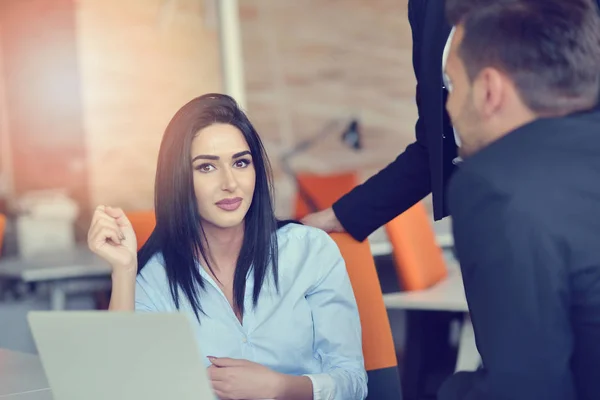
{"left": 1, "top": 389, "right": 53, "bottom": 399}
{"left": 0, "top": 349, "right": 49, "bottom": 397}
{"left": 0, "top": 246, "right": 110, "bottom": 282}
{"left": 383, "top": 264, "right": 469, "bottom": 312}
{"left": 368, "top": 217, "right": 454, "bottom": 257}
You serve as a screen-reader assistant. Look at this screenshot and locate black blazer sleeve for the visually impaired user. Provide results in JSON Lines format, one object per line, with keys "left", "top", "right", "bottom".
{"left": 332, "top": 0, "right": 432, "bottom": 242}
{"left": 439, "top": 169, "right": 575, "bottom": 400}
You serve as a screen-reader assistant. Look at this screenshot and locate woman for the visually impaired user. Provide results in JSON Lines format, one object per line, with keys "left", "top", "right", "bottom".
{"left": 87, "top": 94, "right": 367, "bottom": 400}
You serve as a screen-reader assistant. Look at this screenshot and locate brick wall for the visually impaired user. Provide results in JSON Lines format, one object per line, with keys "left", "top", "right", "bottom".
{"left": 77, "top": 0, "right": 222, "bottom": 210}
{"left": 238, "top": 0, "right": 420, "bottom": 217}
{"left": 1, "top": 0, "right": 423, "bottom": 221}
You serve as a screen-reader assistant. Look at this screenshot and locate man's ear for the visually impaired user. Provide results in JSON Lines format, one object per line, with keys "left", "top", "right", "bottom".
{"left": 474, "top": 67, "right": 505, "bottom": 118}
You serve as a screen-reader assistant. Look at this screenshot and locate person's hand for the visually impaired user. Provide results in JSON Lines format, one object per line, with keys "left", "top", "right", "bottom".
{"left": 300, "top": 207, "right": 345, "bottom": 233}
{"left": 207, "top": 357, "right": 283, "bottom": 400}
{"left": 87, "top": 205, "right": 138, "bottom": 274}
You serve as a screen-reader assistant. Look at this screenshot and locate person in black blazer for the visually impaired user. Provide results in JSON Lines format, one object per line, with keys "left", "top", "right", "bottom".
{"left": 439, "top": 0, "right": 600, "bottom": 399}
{"left": 302, "top": 0, "right": 455, "bottom": 240}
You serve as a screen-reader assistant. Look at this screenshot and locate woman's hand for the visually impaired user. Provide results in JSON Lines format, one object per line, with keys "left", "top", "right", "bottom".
{"left": 207, "top": 357, "right": 284, "bottom": 400}
{"left": 87, "top": 205, "right": 138, "bottom": 274}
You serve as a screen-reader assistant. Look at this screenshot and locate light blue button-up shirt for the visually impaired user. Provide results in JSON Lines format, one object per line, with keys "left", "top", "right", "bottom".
{"left": 134, "top": 223, "right": 368, "bottom": 400}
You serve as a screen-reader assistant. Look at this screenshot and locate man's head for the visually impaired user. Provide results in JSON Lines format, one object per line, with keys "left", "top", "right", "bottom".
{"left": 444, "top": 0, "right": 600, "bottom": 158}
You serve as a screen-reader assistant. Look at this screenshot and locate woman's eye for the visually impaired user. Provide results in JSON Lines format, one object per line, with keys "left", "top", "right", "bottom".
{"left": 233, "top": 159, "right": 251, "bottom": 168}
{"left": 196, "top": 164, "right": 215, "bottom": 173}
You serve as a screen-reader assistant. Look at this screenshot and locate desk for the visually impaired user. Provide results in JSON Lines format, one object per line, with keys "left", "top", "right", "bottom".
{"left": 369, "top": 218, "right": 454, "bottom": 257}
{"left": 382, "top": 266, "right": 468, "bottom": 312}
{"left": 0, "top": 247, "right": 111, "bottom": 310}
{"left": 0, "top": 349, "right": 49, "bottom": 398}
{"left": 383, "top": 266, "right": 480, "bottom": 372}
{"left": 1, "top": 391, "right": 52, "bottom": 399}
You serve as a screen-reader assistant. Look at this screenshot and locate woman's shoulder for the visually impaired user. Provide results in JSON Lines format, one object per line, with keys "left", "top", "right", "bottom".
{"left": 137, "top": 252, "right": 167, "bottom": 284}
{"left": 275, "top": 221, "right": 348, "bottom": 290}
{"left": 276, "top": 221, "right": 341, "bottom": 263}
{"left": 276, "top": 220, "right": 333, "bottom": 244}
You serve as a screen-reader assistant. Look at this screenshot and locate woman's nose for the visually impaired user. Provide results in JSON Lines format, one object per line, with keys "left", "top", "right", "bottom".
{"left": 221, "top": 168, "right": 238, "bottom": 192}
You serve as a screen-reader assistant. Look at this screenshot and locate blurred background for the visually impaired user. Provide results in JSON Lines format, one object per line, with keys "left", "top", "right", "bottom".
{"left": 0, "top": 0, "right": 419, "bottom": 232}
{"left": 0, "top": 2, "right": 463, "bottom": 399}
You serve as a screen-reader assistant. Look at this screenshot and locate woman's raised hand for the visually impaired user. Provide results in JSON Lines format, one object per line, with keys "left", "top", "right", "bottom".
{"left": 87, "top": 205, "right": 138, "bottom": 274}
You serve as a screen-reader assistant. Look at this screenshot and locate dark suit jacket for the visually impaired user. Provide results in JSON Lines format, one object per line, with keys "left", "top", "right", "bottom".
{"left": 332, "top": 0, "right": 457, "bottom": 241}
{"left": 440, "top": 111, "right": 600, "bottom": 400}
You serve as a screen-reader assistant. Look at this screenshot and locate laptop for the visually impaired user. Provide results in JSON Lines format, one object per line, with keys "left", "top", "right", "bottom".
{"left": 28, "top": 311, "right": 217, "bottom": 400}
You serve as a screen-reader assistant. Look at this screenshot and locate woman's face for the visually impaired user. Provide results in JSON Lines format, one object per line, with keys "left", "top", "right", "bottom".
{"left": 190, "top": 123, "right": 256, "bottom": 230}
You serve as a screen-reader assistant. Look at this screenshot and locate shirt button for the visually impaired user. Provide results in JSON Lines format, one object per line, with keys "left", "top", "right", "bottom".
{"left": 242, "top": 337, "right": 247, "bottom": 343}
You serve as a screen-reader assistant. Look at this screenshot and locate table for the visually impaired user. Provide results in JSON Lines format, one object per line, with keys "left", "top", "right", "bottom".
{"left": 383, "top": 266, "right": 480, "bottom": 372}
{"left": 1, "top": 391, "right": 52, "bottom": 399}
{"left": 368, "top": 217, "right": 454, "bottom": 257}
{"left": 0, "top": 349, "right": 50, "bottom": 399}
{"left": 382, "top": 266, "right": 468, "bottom": 312}
{"left": 0, "top": 246, "right": 111, "bottom": 310}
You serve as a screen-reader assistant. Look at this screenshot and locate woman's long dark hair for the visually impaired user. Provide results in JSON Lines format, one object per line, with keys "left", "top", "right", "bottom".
{"left": 137, "top": 94, "right": 279, "bottom": 320}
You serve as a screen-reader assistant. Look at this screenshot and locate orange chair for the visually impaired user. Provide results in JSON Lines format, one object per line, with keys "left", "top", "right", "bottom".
{"left": 293, "top": 172, "right": 358, "bottom": 219}
{"left": 0, "top": 213, "right": 6, "bottom": 255}
{"left": 125, "top": 210, "right": 156, "bottom": 250}
{"left": 384, "top": 202, "right": 448, "bottom": 291}
{"left": 382, "top": 202, "right": 480, "bottom": 381}
{"left": 330, "top": 232, "right": 402, "bottom": 399}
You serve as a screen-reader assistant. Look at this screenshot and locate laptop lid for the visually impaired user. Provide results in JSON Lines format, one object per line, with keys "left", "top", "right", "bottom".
{"left": 28, "top": 311, "right": 216, "bottom": 400}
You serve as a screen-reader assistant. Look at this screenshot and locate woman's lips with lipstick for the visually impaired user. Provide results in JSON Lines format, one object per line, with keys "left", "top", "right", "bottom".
{"left": 215, "top": 197, "right": 243, "bottom": 211}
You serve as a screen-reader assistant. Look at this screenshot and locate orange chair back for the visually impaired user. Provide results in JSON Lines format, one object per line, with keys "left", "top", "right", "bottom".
{"left": 329, "top": 232, "right": 402, "bottom": 398}
{"left": 294, "top": 172, "right": 358, "bottom": 219}
{"left": 385, "top": 202, "right": 448, "bottom": 291}
{"left": 126, "top": 210, "right": 156, "bottom": 250}
{"left": 0, "top": 213, "right": 6, "bottom": 255}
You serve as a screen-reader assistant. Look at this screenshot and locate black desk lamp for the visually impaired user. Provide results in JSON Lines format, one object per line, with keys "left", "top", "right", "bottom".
{"left": 280, "top": 118, "right": 362, "bottom": 214}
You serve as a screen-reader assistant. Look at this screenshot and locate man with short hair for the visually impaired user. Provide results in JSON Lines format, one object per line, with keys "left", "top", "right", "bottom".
{"left": 439, "top": 0, "right": 600, "bottom": 399}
